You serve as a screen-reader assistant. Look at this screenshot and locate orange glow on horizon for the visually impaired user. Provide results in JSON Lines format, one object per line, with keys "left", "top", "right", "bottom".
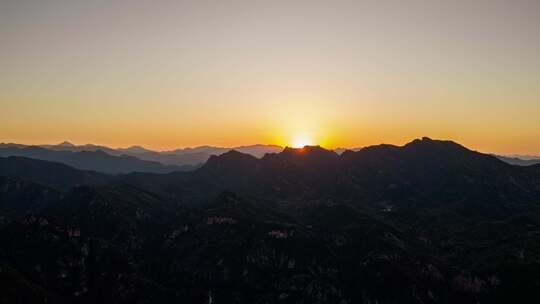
{"left": 291, "top": 135, "right": 314, "bottom": 148}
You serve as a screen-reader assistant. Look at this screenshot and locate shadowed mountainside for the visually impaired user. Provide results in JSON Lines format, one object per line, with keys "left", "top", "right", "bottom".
{"left": 0, "top": 156, "right": 112, "bottom": 190}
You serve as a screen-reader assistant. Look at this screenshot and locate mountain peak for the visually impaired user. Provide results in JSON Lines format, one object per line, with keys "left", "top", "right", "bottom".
{"left": 219, "top": 149, "right": 253, "bottom": 158}
{"left": 269, "top": 145, "right": 339, "bottom": 166}
{"left": 203, "top": 150, "right": 258, "bottom": 170}
{"left": 283, "top": 145, "right": 334, "bottom": 154}
{"left": 58, "top": 141, "right": 75, "bottom": 147}
{"left": 120, "top": 145, "right": 152, "bottom": 154}
{"left": 404, "top": 137, "right": 468, "bottom": 153}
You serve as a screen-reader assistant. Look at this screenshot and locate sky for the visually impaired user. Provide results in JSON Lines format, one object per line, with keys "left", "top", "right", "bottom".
{"left": 1, "top": 0, "right": 539, "bottom": 154}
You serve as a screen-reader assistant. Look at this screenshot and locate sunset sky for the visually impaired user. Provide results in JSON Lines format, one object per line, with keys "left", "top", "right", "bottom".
{"left": 1, "top": 0, "right": 539, "bottom": 154}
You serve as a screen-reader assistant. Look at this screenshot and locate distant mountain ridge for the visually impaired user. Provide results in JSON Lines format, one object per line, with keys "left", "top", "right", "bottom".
{"left": 0, "top": 146, "right": 190, "bottom": 174}
{"left": 495, "top": 155, "right": 540, "bottom": 166}
{"left": 0, "top": 142, "right": 284, "bottom": 167}
{"left": 2, "top": 139, "right": 538, "bottom": 174}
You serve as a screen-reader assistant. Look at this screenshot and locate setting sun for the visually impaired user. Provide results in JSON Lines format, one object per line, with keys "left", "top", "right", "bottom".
{"left": 291, "top": 135, "right": 314, "bottom": 148}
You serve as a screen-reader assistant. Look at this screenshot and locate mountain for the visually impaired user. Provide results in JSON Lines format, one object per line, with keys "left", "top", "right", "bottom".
{"left": 0, "top": 143, "right": 27, "bottom": 149}
{"left": 234, "top": 144, "right": 284, "bottom": 158}
{"left": 57, "top": 141, "right": 75, "bottom": 148}
{"left": 159, "top": 144, "right": 284, "bottom": 165}
{"left": 133, "top": 150, "right": 215, "bottom": 166}
{"left": 167, "top": 145, "right": 229, "bottom": 155}
{"left": 122, "top": 138, "right": 540, "bottom": 212}
{"left": 496, "top": 155, "right": 540, "bottom": 166}
{"left": 39, "top": 142, "right": 120, "bottom": 155}
{"left": 334, "top": 147, "right": 362, "bottom": 154}
{"left": 117, "top": 145, "right": 155, "bottom": 154}
{"left": 1, "top": 137, "right": 540, "bottom": 303}
{"left": 0, "top": 176, "right": 62, "bottom": 220}
{"left": 506, "top": 154, "right": 540, "bottom": 160}
{"left": 0, "top": 156, "right": 112, "bottom": 190}
{"left": 3, "top": 142, "right": 284, "bottom": 167}
{"left": 0, "top": 146, "right": 192, "bottom": 174}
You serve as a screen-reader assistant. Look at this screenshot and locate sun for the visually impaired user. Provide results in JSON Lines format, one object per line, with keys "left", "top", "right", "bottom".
{"left": 291, "top": 135, "right": 314, "bottom": 148}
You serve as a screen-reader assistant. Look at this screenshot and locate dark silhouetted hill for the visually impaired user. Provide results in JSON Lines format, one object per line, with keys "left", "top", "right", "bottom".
{"left": 0, "top": 156, "right": 111, "bottom": 190}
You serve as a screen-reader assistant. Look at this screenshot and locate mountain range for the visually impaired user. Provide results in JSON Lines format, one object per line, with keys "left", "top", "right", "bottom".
{"left": 0, "top": 146, "right": 190, "bottom": 175}
{"left": 495, "top": 155, "right": 540, "bottom": 166}
{"left": 1, "top": 137, "right": 540, "bottom": 303}
{"left": 2, "top": 141, "right": 537, "bottom": 176}
{"left": 0, "top": 143, "right": 283, "bottom": 174}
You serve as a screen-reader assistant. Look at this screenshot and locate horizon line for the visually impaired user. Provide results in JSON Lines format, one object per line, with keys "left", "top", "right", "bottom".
{"left": 1, "top": 138, "right": 539, "bottom": 158}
